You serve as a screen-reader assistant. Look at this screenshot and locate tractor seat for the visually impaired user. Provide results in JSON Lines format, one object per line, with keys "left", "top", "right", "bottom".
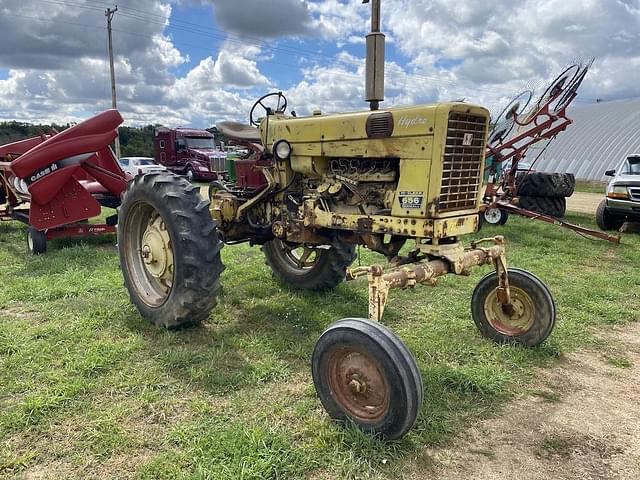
{"left": 217, "top": 121, "right": 261, "bottom": 143}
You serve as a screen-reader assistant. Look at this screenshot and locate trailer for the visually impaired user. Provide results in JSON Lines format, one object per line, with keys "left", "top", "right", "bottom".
{"left": 0, "top": 110, "right": 130, "bottom": 254}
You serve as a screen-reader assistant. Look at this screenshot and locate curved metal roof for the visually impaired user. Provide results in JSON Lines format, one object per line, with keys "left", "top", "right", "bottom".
{"left": 532, "top": 98, "right": 640, "bottom": 181}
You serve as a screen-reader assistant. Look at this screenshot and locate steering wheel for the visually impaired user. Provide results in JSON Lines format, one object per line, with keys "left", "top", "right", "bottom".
{"left": 249, "top": 92, "right": 288, "bottom": 127}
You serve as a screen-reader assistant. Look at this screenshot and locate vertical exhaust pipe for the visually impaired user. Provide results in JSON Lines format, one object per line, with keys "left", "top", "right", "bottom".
{"left": 363, "top": 0, "right": 385, "bottom": 110}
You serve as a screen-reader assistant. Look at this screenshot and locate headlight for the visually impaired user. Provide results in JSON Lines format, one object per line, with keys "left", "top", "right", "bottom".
{"left": 607, "top": 185, "right": 629, "bottom": 199}
{"left": 273, "top": 140, "right": 291, "bottom": 160}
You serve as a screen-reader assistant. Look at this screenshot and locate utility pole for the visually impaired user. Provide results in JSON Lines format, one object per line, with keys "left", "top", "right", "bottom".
{"left": 105, "top": 6, "right": 121, "bottom": 158}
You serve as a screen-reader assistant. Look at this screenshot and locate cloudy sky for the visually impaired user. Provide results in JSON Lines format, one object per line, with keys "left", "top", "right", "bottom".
{"left": 0, "top": 0, "right": 639, "bottom": 127}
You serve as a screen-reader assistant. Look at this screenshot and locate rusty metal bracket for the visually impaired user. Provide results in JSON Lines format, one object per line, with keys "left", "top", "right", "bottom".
{"left": 347, "top": 236, "right": 507, "bottom": 323}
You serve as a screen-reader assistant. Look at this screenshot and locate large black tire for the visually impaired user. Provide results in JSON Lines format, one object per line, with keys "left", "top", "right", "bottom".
{"left": 262, "top": 240, "right": 356, "bottom": 290}
{"left": 312, "top": 318, "right": 423, "bottom": 440}
{"left": 516, "top": 172, "right": 575, "bottom": 197}
{"left": 519, "top": 195, "right": 566, "bottom": 217}
{"left": 118, "top": 172, "right": 224, "bottom": 328}
{"left": 27, "top": 226, "right": 47, "bottom": 255}
{"left": 595, "top": 199, "right": 624, "bottom": 231}
{"left": 471, "top": 268, "right": 556, "bottom": 347}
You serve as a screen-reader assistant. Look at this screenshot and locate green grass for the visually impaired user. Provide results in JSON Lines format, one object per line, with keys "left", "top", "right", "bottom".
{"left": 574, "top": 180, "right": 607, "bottom": 194}
{"left": 1, "top": 213, "right": 639, "bottom": 479}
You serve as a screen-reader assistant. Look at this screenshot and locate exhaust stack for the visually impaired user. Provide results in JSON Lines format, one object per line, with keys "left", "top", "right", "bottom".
{"left": 363, "top": 0, "right": 385, "bottom": 110}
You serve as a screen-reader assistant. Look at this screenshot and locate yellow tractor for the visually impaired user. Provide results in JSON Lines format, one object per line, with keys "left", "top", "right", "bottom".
{"left": 117, "top": 1, "right": 556, "bottom": 439}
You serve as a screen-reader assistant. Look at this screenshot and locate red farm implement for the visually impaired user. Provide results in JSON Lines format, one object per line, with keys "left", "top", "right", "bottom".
{"left": 481, "top": 60, "right": 620, "bottom": 243}
{"left": 0, "top": 109, "right": 130, "bottom": 253}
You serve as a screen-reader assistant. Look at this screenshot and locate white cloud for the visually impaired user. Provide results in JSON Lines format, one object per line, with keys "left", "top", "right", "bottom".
{"left": 0, "top": 0, "right": 639, "bottom": 129}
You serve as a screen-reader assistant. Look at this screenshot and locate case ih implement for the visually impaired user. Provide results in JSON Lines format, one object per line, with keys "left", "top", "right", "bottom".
{"left": 0, "top": 110, "right": 129, "bottom": 253}
{"left": 481, "top": 62, "right": 620, "bottom": 244}
{"left": 117, "top": 0, "right": 558, "bottom": 440}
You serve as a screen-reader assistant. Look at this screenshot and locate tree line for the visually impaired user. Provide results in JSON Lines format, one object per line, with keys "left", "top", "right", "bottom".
{"left": 0, "top": 121, "right": 232, "bottom": 158}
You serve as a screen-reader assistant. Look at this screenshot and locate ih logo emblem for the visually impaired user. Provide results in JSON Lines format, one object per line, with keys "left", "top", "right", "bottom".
{"left": 462, "top": 133, "right": 474, "bottom": 146}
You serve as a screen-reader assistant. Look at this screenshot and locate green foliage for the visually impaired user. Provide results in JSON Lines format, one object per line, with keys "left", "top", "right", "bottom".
{"left": 0, "top": 121, "right": 156, "bottom": 158}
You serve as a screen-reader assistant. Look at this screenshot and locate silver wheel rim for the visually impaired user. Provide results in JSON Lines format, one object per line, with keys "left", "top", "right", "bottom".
{"left": 484, "top": 208, "right": 502, "bottom": 224}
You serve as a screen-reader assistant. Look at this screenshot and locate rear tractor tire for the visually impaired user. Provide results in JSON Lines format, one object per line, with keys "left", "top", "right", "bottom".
{"left": 312, "top": 318, "right": 423, "bottom": 440}
{"left": 117, "top": 172, "right": 224, "bottom": 328}
{"left": 262, "top": 239, "right": 356, "bottom": 290}
{"left": 471, "top": 268, "right": 556, "bottom": 347}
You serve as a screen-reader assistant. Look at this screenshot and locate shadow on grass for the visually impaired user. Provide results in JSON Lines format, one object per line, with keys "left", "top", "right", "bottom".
{"left": 120, "top": 280, "right": 371, "bottom": 397}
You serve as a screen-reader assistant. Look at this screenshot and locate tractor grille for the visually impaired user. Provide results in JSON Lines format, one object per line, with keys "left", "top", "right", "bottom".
{"left": 438, "top": 112, "right": 486, "bottom": 212}
{"left": 209, "top": 155, "right": 226, "bottom": 173}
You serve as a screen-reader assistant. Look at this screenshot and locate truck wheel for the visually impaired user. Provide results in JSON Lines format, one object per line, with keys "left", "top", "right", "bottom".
{"left": 471, "top": 268, "right": 556, "bottom": 347}
{"left": 519, "top": 196, "right": 566, "bottom": 217}
{"left": 483, "top": 207, "right": 509, "bottom": 226}
{"left": 27, "top": 226, "right": 47, "bottom": 255}
{"left": 185, "top": 167, "right": 195, "bottom": 183}
{"left": 595, "top": 199, "right": 624, "bottom": 231}
{"left": 312, "top": 318, "right": 423, "bottom": 440}
{"left": 118, "top": 172, "right": 224, "bottom": 328}
{"left": 262, "top": 240, "right": 355, "bottom": 290}
{"left": 516, "top": 172, "right": 575, "bottom": 197}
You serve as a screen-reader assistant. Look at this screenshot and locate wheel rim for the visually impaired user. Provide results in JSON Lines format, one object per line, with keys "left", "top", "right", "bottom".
{"left": 326, "top": 345, "right": 390, "bottom": 423}
{"left": 275, "top": 240, "right": 321, "bottom": 270}
{"left": 186, "top": 169, "right": 194, "bottom": 181}
{"left": 27, "top": 231, "right": 34, "bottom": 251}
{"left": 484, "top": 208, "right": 502, "bottom": 224}
{"left": 123, "top": 201, "right": 174, "bottom": 307}
{"left": 484, "top": 285, "right": 535, "bottom": 336}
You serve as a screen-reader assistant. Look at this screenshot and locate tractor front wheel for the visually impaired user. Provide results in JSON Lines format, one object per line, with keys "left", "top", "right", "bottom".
{"left": 262, "top": 240, "right": 355, "bottom": 290}
{"left": 312, "top": 318, "right": 423, "bottom": 440}
{"left": 118, "top": 172, "right": 224, "bottom": 328}
{"left": 471, "top": 268, "right": 556, "bottom": 347}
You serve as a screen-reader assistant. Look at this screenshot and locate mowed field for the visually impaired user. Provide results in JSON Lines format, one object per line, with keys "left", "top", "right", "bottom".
{"left": 0, "top": 211, "right": 638, "bottom": 479}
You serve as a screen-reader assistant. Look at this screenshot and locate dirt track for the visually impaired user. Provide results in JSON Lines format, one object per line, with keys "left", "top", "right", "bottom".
{"left": 412, "top": 323, "right": 640, "bottom": 480}
{"left": 566, "top": 192, "right": 602, "bottom": 215}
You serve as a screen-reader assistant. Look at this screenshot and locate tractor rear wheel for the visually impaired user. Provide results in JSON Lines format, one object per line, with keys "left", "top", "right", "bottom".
{"left": 262, "top": 240, "right": 356, "bottom": 290}
{"left": 118, "top": 172, "right": 224, "bottom": 328}
{"left": 312, "top": 318, "right": 423, "bottom": 440}
{"left": 471, "top": 268, "right": 556, "bottom": 347}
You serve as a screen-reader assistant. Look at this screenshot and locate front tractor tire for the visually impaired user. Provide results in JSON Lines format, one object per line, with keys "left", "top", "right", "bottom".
{"left": 312, "top": 318, "right": 423, "bottom": 440}
{"left": 118, "top": 172, "right": 224, "bottom": 328}
{"left": 262, "top": 240, "right": 356, "bottom": 290}
{"left": 471, "top": 268, "right": 556, "bottom": 347}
